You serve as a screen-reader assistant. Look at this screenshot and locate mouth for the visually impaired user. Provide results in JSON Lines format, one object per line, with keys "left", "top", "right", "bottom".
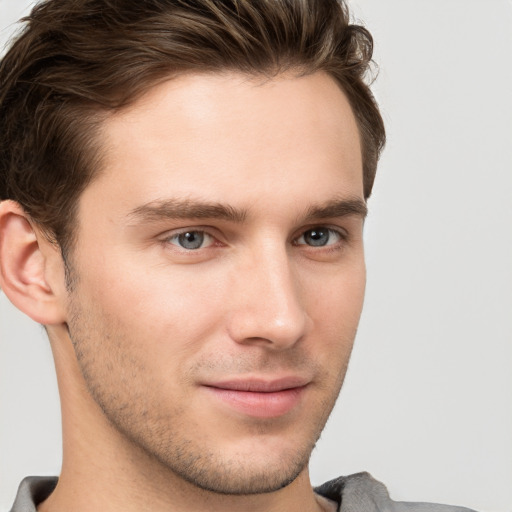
{"left": 202, "top": 377, "right": 309, "bottom": 418}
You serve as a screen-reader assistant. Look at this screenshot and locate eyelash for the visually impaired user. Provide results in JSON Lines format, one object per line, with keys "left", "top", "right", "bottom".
{"left": 161, "top": 226, "right": 349, "bottom": 252}
{"left": 293, "top": 227, "right": 348, "bottom": 250}
{"left": 163, "top": 229, "right": 219, "bottom": 251}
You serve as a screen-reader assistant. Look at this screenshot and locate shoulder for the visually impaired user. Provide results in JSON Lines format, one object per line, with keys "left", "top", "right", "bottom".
{"left": 9, "top": 476, "right": 58, "bottom": 512}
{"left": 315, "top": 472, "right": 478, "bottom": 512}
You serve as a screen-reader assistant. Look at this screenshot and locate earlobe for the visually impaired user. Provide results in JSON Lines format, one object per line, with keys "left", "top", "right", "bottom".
{"left": 0, "top": 200, "right": 67, "bottom": 325}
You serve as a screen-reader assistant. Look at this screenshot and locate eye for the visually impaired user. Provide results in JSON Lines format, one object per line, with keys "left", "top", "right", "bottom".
{"left": 295, "top": 227, "right": 344, "bottom": 247}
{"left": 167, "top": 230, "right": 214, "bottom": 250}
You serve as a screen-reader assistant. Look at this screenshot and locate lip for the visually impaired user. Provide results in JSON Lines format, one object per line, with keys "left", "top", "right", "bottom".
{"left": 202, "top": 377, "right": 309, "bottom": 418}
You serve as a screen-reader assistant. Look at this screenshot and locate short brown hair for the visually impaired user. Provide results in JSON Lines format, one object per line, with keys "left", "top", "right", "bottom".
{"left": 0, "top": 0, "right": 385, "bottom": 253}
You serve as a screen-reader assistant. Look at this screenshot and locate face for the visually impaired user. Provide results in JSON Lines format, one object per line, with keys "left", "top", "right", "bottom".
{"left": 65, "top": 71, "right": 366, "bottom": 494}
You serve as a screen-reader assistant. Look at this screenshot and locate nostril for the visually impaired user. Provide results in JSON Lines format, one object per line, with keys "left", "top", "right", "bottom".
{"left": 228, "top": 304, "right": 309, "bottom": 350}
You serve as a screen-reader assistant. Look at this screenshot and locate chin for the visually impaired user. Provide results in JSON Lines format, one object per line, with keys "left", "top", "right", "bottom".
{"left": 169, "top": 449, "right": 309, "bottom": 495}
{"left": 143, "top": 428, "right": 316, "bottom": 496}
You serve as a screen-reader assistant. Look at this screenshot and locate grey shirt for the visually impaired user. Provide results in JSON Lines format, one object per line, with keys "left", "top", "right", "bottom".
{"left": 9, "top": 473, "right": 477, "bottom": 512}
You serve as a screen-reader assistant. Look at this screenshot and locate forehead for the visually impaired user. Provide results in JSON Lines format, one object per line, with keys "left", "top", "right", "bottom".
{"left": 82, "top": 71, "right": 363, "bottom": 222}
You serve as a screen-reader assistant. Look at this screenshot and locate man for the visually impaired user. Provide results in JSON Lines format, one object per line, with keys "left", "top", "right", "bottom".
{"left": 0, "top": 1, "right": 479, "bottom": 511}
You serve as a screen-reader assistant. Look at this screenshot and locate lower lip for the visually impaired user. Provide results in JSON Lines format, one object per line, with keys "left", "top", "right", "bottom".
{"left": 203, "top": 386, "right": 306, "bottom": 418}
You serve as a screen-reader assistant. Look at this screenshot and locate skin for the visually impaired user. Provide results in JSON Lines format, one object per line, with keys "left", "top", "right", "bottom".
{"left": 0, "top": 71, "right": 365, "bottom": 512}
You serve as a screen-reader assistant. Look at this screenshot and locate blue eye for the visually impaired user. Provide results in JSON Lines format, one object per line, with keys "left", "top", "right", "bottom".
{"left": 168, "top": 231, "right": 213, "bottom": 250}
{"left": 296, "top": 227, "right": 342, "bottom": 247}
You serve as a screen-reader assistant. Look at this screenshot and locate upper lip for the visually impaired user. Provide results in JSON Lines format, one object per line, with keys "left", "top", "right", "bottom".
{"left": 203, "top": 376, "right": 310, "bottom": 393}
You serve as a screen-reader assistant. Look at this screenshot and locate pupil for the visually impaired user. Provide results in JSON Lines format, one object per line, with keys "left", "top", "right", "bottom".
{"left": 305, "top": 228, "right": 328, "bottom": 246}
{"left": 178, "top": 231, "right": 204, "bottom": 249}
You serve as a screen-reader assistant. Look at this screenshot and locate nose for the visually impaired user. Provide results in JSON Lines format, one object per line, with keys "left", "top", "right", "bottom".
{"left": 227, "top": 245, "right": 311, "bottom": 350}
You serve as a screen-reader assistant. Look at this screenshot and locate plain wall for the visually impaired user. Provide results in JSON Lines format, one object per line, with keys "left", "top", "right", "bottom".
{"left": 1, "top": 1, "right": 511, "bottom": 511}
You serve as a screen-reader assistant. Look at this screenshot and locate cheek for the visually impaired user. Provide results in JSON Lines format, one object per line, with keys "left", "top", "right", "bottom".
{"left": 73, "top": 240, "right": 365, "bottom": 360}
{"left": 304, "top": 261, "right": 365, "bottom": 361}
{"left": 307, "top": 260, "right": 366, "bottom": 325}
{"left": 80, "top": 257, "right": 228, "bottom": 357}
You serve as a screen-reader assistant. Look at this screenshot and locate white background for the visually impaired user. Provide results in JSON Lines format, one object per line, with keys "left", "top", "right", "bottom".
{"left": 1, "top": 1, "right": 511, "bottom": 511}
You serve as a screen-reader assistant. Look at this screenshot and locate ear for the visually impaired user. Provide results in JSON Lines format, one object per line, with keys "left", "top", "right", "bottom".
{"left": 0, "top": 200, "right": 67, "bottom": 325}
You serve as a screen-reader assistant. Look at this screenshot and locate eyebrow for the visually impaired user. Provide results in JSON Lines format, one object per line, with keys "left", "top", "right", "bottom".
{"left": 303, "top": 197, "right": 368, "bottom": 222}
{"left": 127, "top": 196, "right": 367, "bottom": 225}
{"left": 127, "top": 198, "right": 248, "bottom": 224}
